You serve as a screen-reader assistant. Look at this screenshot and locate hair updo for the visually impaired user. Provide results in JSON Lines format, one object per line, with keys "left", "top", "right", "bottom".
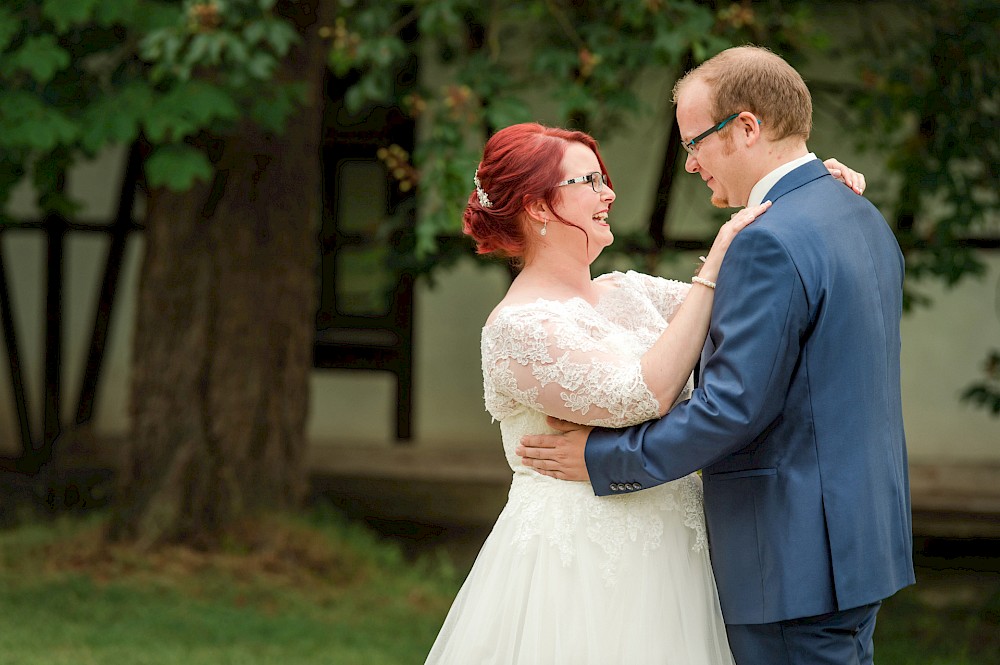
{"left": 462, "top": 122, "right": 611, "bottom": 259}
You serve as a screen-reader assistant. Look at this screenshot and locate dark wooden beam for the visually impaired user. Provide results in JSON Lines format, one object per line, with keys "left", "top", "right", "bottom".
{"left": 0, "top": 237, "right": 33, "bottom": 470}
{"left": 39, "top": 212, "right": 66, "bottom": 470}
{"left": 74, "top": 142, "right": 141, "bottom": 426}
{"left": 647, "top": 50, "right": 695, "bottom": 249}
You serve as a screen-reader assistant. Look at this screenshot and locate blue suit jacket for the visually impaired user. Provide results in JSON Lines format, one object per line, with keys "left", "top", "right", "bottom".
{"left": 586, "top": 159, "right": 915, "bottom": 625}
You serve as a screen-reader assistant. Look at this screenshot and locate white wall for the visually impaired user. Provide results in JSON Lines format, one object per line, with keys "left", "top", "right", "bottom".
{"left": 900, "top": 256, "right": 1000, "bottom": 461}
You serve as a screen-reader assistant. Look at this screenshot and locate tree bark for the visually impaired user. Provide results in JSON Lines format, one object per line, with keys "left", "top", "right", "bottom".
{"left": 110, "top": 1, "right": 330, "bottom": 547}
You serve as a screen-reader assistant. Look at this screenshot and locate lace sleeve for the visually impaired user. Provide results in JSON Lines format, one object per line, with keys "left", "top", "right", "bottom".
{"left": 481, "top": 303, "right": 661, "bottom": 428}
{"left": 633, "top": 271, "right": 690, "bottom": 322}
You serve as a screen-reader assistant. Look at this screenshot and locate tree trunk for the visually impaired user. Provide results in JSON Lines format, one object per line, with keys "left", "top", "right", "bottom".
{"left": 110, "top": 1, "right": 330, "bottom": 547}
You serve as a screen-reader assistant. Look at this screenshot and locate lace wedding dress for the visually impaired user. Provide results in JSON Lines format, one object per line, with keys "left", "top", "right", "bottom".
{"left": 425, "top": 271, "right": 734, "bottom": 665}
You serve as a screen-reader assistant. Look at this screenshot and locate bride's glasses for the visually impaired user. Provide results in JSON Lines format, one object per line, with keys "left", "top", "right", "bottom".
{"left": 556, "top": 172, "right": 608, "bottom": 193}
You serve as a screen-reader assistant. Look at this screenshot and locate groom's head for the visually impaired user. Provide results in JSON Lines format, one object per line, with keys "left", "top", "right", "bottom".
{"left": 673, "top": 46, "right": 813, "bottom": 208}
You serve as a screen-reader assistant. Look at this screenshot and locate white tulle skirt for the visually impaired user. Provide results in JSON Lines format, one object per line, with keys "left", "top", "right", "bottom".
{"left": 425, "top": 470, "right": 734, "bottom": 665}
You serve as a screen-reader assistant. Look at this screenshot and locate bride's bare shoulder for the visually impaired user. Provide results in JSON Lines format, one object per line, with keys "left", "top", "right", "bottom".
{"left": 485, "top": 294, "right": 542, "bottom": 326}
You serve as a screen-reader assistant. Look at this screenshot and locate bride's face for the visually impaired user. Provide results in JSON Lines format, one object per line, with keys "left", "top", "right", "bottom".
{"left": 551, "top": 143, "right": 616, "bottom": 261}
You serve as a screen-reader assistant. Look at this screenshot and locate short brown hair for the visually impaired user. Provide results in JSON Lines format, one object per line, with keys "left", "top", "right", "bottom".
{"left": 672, "top": 45, "right": 812, "bottom": 142}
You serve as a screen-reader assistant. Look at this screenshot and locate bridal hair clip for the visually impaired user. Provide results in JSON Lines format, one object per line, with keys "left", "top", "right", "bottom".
{"left": 474, "top": 168, "right": 493, "bottom": 208}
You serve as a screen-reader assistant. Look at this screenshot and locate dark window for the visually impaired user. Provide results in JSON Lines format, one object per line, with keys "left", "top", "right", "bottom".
{"left": 314, "top": 57, "right": 417, "bottom": 440}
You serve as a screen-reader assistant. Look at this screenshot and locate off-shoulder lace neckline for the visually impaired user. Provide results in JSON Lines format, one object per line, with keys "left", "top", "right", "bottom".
{"left": 486, "top": 270, "right": 640, "bottom": 327}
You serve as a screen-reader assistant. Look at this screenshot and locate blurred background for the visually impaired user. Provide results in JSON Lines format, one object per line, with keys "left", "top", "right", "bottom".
{"left": 0, "top": 1, "right": 997, "bottom": 663}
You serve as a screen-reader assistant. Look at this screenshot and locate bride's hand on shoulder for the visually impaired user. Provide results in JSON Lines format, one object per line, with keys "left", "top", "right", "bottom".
{"left": 823, "top": 158, "right": 866, "bottom": 195}
{"left": 700, "top": 200, "right": 772, "bottom": 280}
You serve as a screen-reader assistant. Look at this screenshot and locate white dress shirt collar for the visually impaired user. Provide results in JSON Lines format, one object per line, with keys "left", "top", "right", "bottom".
{"left": 747, "top": 152, "right": 817, "bottom": 207}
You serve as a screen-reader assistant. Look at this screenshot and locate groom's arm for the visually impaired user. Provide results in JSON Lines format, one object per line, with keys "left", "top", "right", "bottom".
{"left": 584, "top": 227, "right": 810, "bottom": 496}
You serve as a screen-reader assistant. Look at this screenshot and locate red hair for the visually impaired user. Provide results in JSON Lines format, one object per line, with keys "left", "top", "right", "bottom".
{"left": 463, "top": 123, "right": 612, "bottom": 259}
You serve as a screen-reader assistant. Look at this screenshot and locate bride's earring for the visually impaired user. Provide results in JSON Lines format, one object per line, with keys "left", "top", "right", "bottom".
{"left": 540, "top": 220, "right": 548, "bottom": 236}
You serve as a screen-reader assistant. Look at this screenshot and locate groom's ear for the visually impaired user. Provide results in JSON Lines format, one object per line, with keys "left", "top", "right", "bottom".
{"left": 738, "top": 112, "right": 763, "bottom": 146}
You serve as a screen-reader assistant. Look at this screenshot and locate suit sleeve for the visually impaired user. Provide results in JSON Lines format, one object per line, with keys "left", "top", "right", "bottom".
{"left": 585, "top": 227, "right": 810, "bottom": 496}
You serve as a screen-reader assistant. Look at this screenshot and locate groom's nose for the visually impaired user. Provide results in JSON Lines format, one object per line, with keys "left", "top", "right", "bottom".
{"left": 684, "top": 152, "right": 699, "bottom": 174}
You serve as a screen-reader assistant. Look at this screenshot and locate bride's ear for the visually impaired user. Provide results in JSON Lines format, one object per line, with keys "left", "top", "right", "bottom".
{"left": 523, "top": 197, "right": 548, "bottom": 224}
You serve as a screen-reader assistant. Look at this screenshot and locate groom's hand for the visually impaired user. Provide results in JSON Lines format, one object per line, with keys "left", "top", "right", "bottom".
{"left": 516, "top": 417, "right": 593, "bottom": 482}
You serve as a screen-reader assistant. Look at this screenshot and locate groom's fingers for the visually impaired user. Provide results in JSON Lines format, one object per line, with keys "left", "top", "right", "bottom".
{"left": 518, "top": 434, "right": 559, "bottom": 454}
{"left": 520, "top": 456, "right": 567, "bottom": 480}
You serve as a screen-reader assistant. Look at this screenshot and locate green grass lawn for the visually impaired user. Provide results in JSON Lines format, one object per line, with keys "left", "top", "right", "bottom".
{"left": 0, "top": 511, "right": 997, "bottom": 665}
{"left": 0, "top": 511, "right": 458, "bottom": 665}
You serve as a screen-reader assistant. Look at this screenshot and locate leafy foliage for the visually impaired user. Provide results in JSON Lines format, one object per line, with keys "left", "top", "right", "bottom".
{"left": 962, "top": 350, "right": 1000, "bottom": 416}
{"left": 843, "top": 0, "right": 999, "bottom": 416}
{"left": 847, "top": 0, "right": 1000, "bottom": 301}
{"left": 0, "top": 0, "right": 309, "bottom": 218}
{"left": 327, "top": 1, "right": 736, "bottom": 255}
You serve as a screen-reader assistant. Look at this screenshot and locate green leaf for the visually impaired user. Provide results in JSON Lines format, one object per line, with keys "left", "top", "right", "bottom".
{"left": 250, "top": 82, "right": 306, "bottom": 133}
{"left": 32, "top": 150, "right": 80, "bottom": 217}
{"left": 0, "top": 6, "right": 21, "bottom": 53}
{"left": 145, "top": 144, "right": 214, "bottom": 190}
{"left": 42, "top": 0, "right": 100, "bottom": 32}
{"left": 243, "top": 20, "right": 267, "bottom": 46}
{"left": 224, "top": 36, "right": 250, "bottom": 64}
{"left": 79, "top": 84, "right": 154, "bottom": 154}
{"left": 92, "top": 0, "right": 135, "bottom": 26}
{"left": 246, "top": 52, "right": 277, "bottom": 80}
{"left": 0, "top": 157, "right": 25, "bottom": 211}
{"left": 484, "top": 97, "right": 532, "bottom": 130}
{"left": 0, "top": 91, "right": 78, "bottom": 151}
{"left": 183, "top": 32, "right": 216, "bottom": 67}
{"left": 143, "top": 82, "right": 241, "bottom": 143}
{"left": 98, "top": 0, "right": 176, "bottom": 32}
{"left": 262, "top": 18, "right": 299, "bottom": 57}
{"left": 1, "top": 34, "right": 71, "bottom": 84}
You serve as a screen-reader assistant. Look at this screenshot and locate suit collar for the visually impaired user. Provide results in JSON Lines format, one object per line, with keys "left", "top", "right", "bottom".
{"left": 748, "top": 153, "right": 817, "bottom": 206}
{"left": 760, "top": 158, "right": 829, "bottom": 205}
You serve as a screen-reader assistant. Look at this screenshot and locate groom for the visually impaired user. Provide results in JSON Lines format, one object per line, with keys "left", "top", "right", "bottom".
{"left": 517, "top": 46, "right": 914, "bottom": 665}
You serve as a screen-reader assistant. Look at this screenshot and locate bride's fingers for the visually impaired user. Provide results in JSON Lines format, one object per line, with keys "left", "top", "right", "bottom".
{"left": 825, "top": 159, "right": 866, "bottom": 194}
{"left": 842, "top": 169, "right": 865, "bottom": 194}
{"left": 728, "top": 200, "right": 771, "bottom": 229}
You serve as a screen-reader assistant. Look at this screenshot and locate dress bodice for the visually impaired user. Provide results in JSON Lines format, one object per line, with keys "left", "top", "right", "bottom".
{"left": 481, "top": 270, "right": 694, "bottom": 471}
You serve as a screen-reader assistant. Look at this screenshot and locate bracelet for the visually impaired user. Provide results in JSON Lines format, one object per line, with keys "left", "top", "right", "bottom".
{"left": 692, "top": 276, "right": 716, "bottom": 289}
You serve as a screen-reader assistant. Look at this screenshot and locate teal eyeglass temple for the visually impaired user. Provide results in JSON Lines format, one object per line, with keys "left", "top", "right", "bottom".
{"left": 682, "top": 113, "right": 762, "bottom": 155}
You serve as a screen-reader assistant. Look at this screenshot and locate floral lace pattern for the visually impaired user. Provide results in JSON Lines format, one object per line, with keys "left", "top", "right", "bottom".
{"left": 481, "top": 271, "right": 705, "bottom": 580}
{"left": 482, "top": 271, "right": 691, "bottom": 426}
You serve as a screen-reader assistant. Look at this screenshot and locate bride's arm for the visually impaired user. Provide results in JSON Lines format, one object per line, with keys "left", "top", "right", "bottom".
{"left": 482, "top": 203, "right": 767, "bottom": 427}
{"left": 639, "top": 201, "right": 768, "bottom": 415}
{"left": 483, "top": 310, "right": 663, "bottom": 429}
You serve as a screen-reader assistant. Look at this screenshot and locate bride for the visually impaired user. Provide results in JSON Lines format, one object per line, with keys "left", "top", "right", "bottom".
{"left": 425, "top": 122, "right": 863, "bottom": 664}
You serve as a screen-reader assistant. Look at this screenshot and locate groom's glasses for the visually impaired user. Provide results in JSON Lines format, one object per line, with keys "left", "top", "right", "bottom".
{"left": 682, "top": 113, "right": 740, "bottom": 155}
{"left": 556, "top": 171, "right": 609, "bottom": 193}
